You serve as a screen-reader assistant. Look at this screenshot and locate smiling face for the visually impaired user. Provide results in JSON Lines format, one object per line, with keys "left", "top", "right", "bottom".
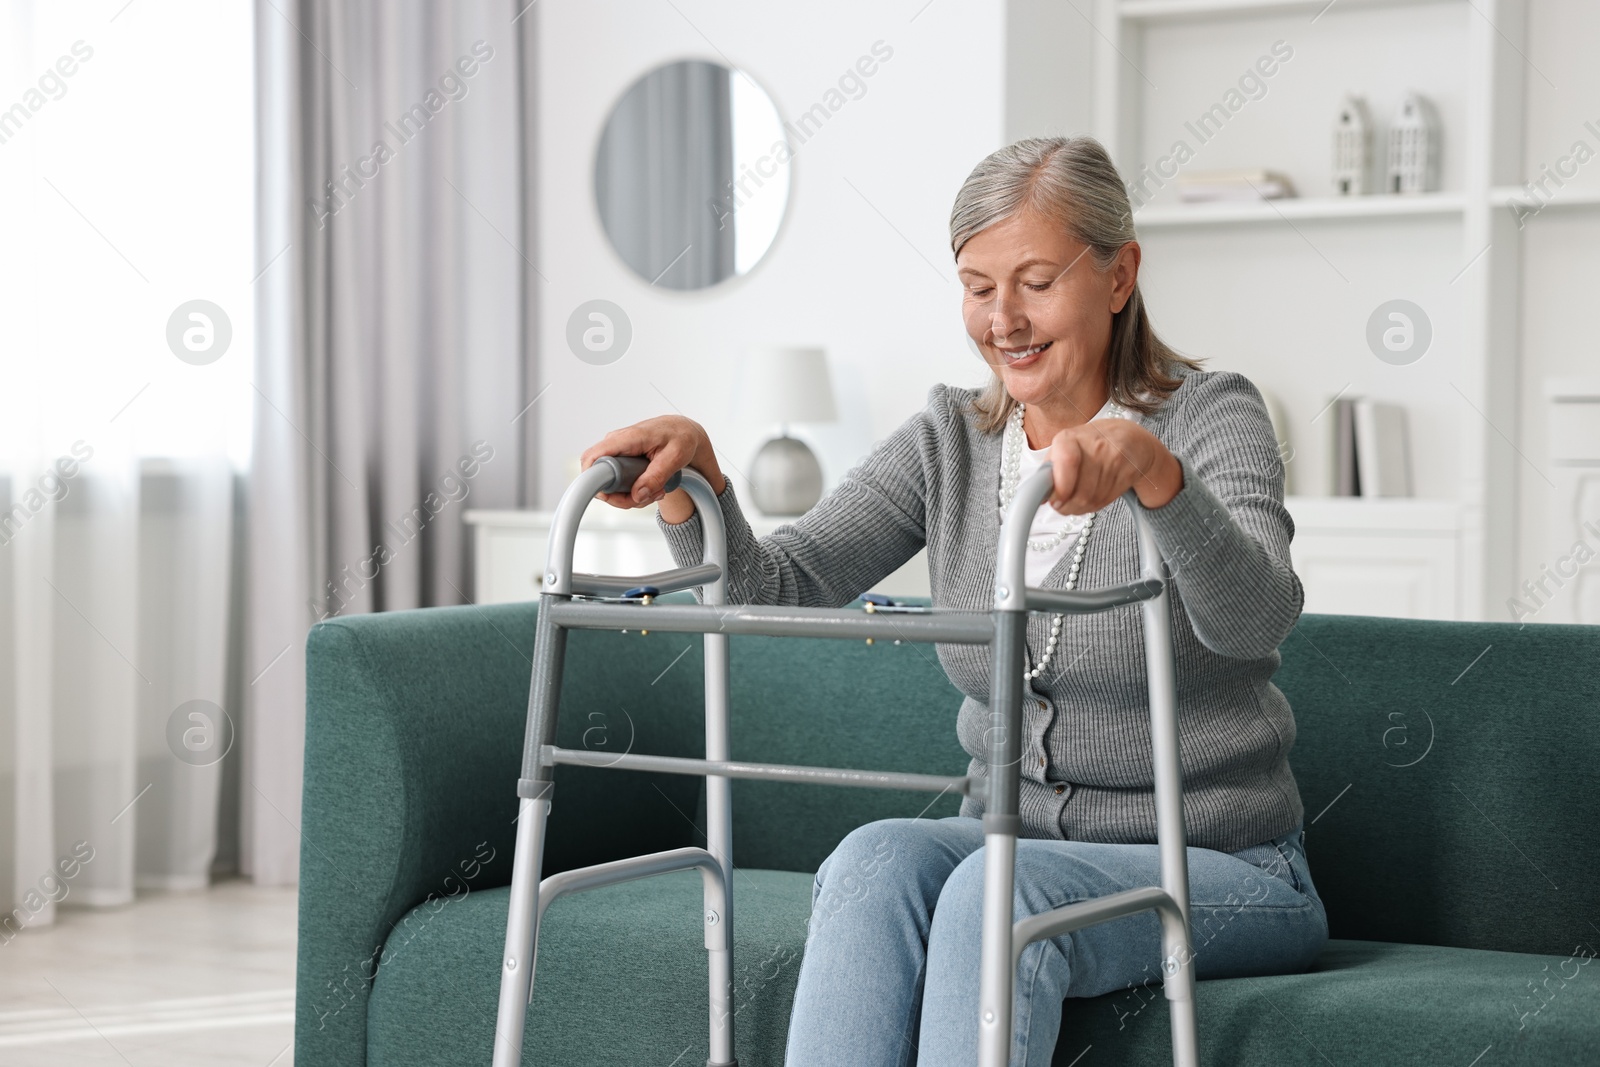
{"left": 957, "top": 206, "right": 1138, "bottom": 423}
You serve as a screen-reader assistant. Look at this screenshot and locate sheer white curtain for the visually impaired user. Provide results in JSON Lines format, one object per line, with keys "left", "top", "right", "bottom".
{"left": 0, "top": 0, "right": 252, "bottom": 928}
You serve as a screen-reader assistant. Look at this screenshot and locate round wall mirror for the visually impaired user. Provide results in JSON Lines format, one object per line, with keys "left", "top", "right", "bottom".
{"left": 594, "top": 59, "right": 791, "bottom": 290}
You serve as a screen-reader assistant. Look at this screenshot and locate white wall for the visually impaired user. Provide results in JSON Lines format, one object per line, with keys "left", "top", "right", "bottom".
{"left": 535, "top": 0, "right": 1006, "bottom": 509}
{"left": 1005, "top": 0, "right": 1093, "bottom": 145}
{"left": 1512, "top": 0, "right": 1600, "bottom": 623}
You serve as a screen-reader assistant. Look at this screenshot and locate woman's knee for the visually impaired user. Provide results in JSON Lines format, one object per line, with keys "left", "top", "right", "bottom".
{"left": 926, "top": 849, "right": 1085, "bottom": 991}
{"left": 938, "top": 843, "right": 1099, "bottom": 920}
{"left": 816, "top": 822, "right": 901, "bottom": 902}
{"left": 1287, "top": 901, "right": 1330, "bottom": 973}
{"left": 813, "top": 818, "right": 980, "bottom": 918}
{"left": 936, "top": 848, "right": 989, "bottom": 914}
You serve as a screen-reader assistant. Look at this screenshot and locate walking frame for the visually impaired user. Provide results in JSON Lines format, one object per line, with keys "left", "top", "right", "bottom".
{"left": 490, "top": 456, "right": 1200, "bottom": 1067}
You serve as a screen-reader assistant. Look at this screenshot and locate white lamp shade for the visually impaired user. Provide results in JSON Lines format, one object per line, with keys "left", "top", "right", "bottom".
{"left": 737, "top": 346, "right": 838, "bottom": 424}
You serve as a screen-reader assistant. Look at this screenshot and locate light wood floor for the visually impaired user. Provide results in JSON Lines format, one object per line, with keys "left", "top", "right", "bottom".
{"left": 0, "top": 878, "right": 297, "bottom": 1065}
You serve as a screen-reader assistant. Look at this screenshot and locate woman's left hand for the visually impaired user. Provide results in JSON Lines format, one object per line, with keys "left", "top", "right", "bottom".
{"left": 1043, "top": 419, "right": 1184, "bottom": 514}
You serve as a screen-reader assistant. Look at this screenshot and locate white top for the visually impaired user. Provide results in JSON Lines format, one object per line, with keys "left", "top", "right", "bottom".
{"left": 1010, "top": 397, "right": 1138, "bottom": 587}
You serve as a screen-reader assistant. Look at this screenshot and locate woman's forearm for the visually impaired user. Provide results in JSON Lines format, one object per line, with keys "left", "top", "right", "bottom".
{"left": 1134, "top": 442, "right": 1184, "bottom": 509}
{"left": 656, "top": 391, "right": 939, "bottom": 608}
{"left": 1140, "top": 454, "right": 1302, "bottom": 659}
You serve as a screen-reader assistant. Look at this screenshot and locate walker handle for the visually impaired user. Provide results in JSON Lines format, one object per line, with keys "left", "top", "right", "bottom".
{"left": 594, "top": 455, "right": 683, "bottom": 497}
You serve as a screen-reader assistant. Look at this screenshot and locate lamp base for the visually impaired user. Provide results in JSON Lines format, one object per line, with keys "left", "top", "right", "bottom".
{"left": 750, "top": 435, "right": 823, "bottom": 516}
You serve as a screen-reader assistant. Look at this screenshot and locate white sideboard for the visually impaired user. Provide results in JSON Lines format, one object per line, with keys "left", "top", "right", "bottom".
{"left": 468, "top": 496, "right": 1464, "bottom": 619}
{"left": 1284, "top": 497, "right": 1461, "bottom": 621}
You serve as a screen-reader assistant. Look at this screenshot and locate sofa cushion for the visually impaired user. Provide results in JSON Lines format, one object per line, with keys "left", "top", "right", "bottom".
{"left": 366, "top": 867, "right": 1599, "bottom": 1065}
{"left": 367, "top": 869, "right": 812, "bottom": 1066}
{"left": 1068, "top": 938, "right": 1600, "bottom": 1065}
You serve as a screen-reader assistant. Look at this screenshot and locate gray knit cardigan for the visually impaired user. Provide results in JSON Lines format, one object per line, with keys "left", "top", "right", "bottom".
{"left": 656, "top": 365, "right": 1306, "bottom": 853}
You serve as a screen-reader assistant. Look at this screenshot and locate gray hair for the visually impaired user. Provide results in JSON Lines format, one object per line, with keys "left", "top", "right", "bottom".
{"left": 948, "top": 136, "right": 1201, "bottom": 432}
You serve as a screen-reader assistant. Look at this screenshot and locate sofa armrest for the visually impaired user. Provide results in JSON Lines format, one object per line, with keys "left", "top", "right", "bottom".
{"left": 295, "top": 601, "right": 707, "bottom": 1066}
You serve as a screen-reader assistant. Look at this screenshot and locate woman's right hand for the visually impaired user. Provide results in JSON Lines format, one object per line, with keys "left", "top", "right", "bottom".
{"left": 578, "top": 414, "right": 727, "bottom": 523}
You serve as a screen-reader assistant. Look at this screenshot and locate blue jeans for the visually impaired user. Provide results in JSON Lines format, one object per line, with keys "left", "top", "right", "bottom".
{"left": 784, "top": 816, "right": 1327, "bottom": 1066}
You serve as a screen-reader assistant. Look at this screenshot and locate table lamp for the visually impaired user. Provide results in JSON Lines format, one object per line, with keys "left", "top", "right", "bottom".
{"left": 738, "top": 346, "right": 837, "bottom": 515}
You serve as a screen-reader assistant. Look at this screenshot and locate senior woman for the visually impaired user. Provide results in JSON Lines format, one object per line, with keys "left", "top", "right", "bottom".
{"left": 579, "top": 136, "right": 1328, "bottom": 1065}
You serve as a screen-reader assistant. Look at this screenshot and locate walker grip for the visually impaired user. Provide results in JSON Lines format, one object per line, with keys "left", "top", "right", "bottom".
{"left": 595, "top": 455, "right": 683, "bottom": 497}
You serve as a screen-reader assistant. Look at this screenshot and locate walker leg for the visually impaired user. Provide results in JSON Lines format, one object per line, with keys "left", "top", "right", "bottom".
{"left": 493, "top": 793, "right": 551, "bottom": 1066}
{"left": 1151, "top": 885, "right": 1199, "bottom": 1067}
{"left": 1167, "top": 992, "right": 1200, "bottom": 1067}
{"left": 1136, "top": 529, "right": 1201, "bottom": 1067}
{"left": 704, "top": 629, "right": 737, "bottom": 1066}
{"left": 977, "top": 610, "right": 1027, "bottom": 1067}
{"left": 977, "top": 831, "right": 1018, "bottom": 1065}
{"left": 492, "top": 598, "right": 569, "bottom": 1067}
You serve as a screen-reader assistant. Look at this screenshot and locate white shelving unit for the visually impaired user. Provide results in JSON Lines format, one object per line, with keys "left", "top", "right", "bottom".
{"left": 1489, "top": 185, "right": 1600, "bottom": 209}
{"left": 1119, "top": 0, "right": 1435, "bottom": 21}
{"left": 1132, "top": 191, "right": 1466, "bottom": 227}
{"left": 1081, "top": 0, "right": 1533, "bottom": 620}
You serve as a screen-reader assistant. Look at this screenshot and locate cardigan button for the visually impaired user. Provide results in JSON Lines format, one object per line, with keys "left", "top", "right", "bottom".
{"left": 1038, "top": 756, "right": 1046, "bottom": 768}
{"left": 1054, "top": 784, "right": 1067, "bottom": 795}
{"left": 1036, "top": 700, "right": 1047, "bottom": 711}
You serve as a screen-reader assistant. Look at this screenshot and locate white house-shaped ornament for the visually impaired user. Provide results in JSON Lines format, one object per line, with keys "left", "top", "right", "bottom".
{"left": 1333, "top": 94, "right": 1372, "bottom": 195}
{"left": 1387, "top": 92, "right": 1440, "bottom": 194}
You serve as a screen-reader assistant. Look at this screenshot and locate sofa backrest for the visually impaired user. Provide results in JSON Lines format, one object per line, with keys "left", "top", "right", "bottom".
{"left": 711, "top": 628, "right": 973, "bottom": 870}
{"left": 1270, "top": 613, "right": 1599, "bottom": 957}
{"left": 460, "top": 597, "right": 1597, "bottom": 960}
{"left": 696, "top": 608, "right": 1600, "bottom": 959}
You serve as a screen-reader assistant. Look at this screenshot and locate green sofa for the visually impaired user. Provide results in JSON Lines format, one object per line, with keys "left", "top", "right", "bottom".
{"left": 296, "top": 595, "right": 1600, "bottom": 1065}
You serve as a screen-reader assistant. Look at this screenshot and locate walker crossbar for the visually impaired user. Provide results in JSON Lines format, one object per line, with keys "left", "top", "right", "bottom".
{"left": 548, "top": 585, "right": 1166, "bottom": 641}
{"left": 544, "top": 745, "right": 976, "bottom": 795}
{"left": 491, "top": 456, "right": 1198, "bottom": 1067}
{"left": 547, "top": 598, "right": 995, "bottom": 643}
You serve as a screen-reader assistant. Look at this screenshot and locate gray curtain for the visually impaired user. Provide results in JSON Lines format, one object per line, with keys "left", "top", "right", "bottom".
{"left": 594, "top": 59, "right": 736, "bottom": 289}
{"left": 247, "top": 0, "right": 538, "bottom": 884}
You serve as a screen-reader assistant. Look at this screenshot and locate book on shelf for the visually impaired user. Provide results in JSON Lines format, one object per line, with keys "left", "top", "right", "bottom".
{"left": 1332, "top": 396, "right": 1411, "bottom": 497}
{"left": 1177, "top": 168, "right": 1296, "bottom": 203}
{"left": 1334, "top": 397, "right": 1359, "bottom": 496}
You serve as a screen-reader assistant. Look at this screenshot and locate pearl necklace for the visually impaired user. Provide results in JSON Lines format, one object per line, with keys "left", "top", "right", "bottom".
{"left": 998, "top": 400, "right": 1119, "bottom": 682}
